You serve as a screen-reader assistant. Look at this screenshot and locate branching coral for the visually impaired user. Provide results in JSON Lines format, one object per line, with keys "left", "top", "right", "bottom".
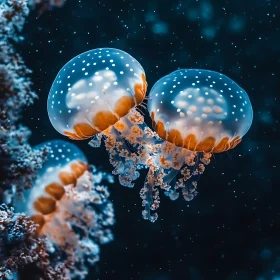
{"left": 0, "top": 203, "right": 73, "bottom": 279}
{"left": 0, "top": 0, "right": 46, "bottom": 196}
{"left": 0, "top": 204, "right": 45, "bottom": 278}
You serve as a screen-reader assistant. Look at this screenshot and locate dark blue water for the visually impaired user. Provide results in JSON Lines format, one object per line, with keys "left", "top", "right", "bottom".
{"left": 20, "top": 0, "right": 280, "bottom": 279}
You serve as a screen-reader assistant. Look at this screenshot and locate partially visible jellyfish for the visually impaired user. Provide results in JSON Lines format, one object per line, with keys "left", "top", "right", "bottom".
{"left": 14, "top": 140, "right": 115, "bottom": 279}
{"left": 143, "top": 69, "right": 253, "bottom": 220}
{"left": 48, "top": 48, "right": 156, "bottom": 188}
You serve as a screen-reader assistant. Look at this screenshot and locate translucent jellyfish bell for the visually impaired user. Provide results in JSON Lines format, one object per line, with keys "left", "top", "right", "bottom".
{"left": 15, "top": 140, "right": 88, "bottom": 223}
{"left": 148, "top": 69, "right": 253, "bottom": 152}
{"left": 37, "top": 139, "right": 87, "bottom": 172}
{"left": 48, "top": 48, "right": 147, "bottom": 140}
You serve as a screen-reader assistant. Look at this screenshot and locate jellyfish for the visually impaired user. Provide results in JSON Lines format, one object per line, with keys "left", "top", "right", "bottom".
{"left": 47, "top": 48, "right": 158, "bottom": 188}
{"left": 15, "top": 140, "right": 88, "bottom": 224}
{"left": 14, "top": 140, "right": 115, "bottom": 278}
{"left": 143, "top": 69, "right": 253, "bottom": 220}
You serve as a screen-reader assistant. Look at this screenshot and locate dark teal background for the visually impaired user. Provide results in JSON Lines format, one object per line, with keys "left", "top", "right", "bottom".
{"left": 20, "top": 0, "right": 280, "bottom": 279}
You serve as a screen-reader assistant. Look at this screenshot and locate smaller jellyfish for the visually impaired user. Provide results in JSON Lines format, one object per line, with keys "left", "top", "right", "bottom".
{"left": 143, "top": 69, "right": 253, "bottom": 221}
{"left": 47, "top": 48, "right": 156, "bottom": 188}
{"left": 15, "top": 140, "right": 88, "bottom": 223}
{"left": 14, "top": 140, "right": 115, "bottom": 278}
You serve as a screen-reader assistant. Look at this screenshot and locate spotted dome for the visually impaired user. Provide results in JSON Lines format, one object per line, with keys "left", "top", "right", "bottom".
{"left": 148, "top": 69, "right": 253, "bottom": 152}
{"left": 15, "top": 140, "right": 88, "bottom": 232}
{"left": 48, "top": 48, "right": 147, "bottom": 140}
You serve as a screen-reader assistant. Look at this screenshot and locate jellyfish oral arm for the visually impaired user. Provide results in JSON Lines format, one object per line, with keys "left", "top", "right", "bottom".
{"left": 88, "top": 108, "right": 212, "bottom": 222}
{"left": 88, "top": 108, "right": 162, "bottom": 188}
{"left": 140, "top": 168, "right": 160, "bottom": 222}
{"left": 89, "top": 128, "right": 141, "bottom": 188}
{"left": 140, "top": 141, "right": 212, "bottom": 221}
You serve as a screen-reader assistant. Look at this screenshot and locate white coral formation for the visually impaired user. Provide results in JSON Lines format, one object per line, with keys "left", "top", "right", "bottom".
{"left": 0, "top": 0, "right": 45, "bottom": 194}
{"left": 0, "top": 204, "right": 46, "bottom": 278}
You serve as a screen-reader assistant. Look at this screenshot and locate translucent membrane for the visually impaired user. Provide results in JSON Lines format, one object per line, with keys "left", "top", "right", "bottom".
{"left": 148, "top": 69, "right": 253, "bottom": 152}
{"left": 48, "top": 48, "right": 147, "bottom": 140}
{"left": 15, "top": 140, "right": 88, "bottom": 230}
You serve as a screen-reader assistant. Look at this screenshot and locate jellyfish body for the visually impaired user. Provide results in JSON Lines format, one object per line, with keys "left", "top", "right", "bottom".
{"left": 14, "top": 140, "right": 115, "bottom": 274}
{"left": 48, "top": 48, "right": 155, "bottom": 188}
{"left": 48, "top": 48, "right": 147, "bottom": 140}
{"left": 141, "top": 69, "right": 253, "bottom": 221}
{"left": 16, "top": 140, "right": 88, "bottom": 226}
{"left": 148, "top": 69, "right": 253, "bottom": 152}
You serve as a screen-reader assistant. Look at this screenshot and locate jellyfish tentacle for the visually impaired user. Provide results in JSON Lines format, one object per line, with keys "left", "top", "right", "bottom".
{"left": 93, "top": 108, "right": 163, "bottom": 188}
{"left": 140, "top": 169, "right": 160, "bottom": 223}
{"left": 179, "top": 152, "right": 211, "bottom": 201}
{"left": 102, "top": 126, "right": 140, "bottom": 188}
{"left": 162, "top": 168, "right": 180, "bottom": 185}
{"left": 119, "top": 109, "right": 163, "bottom": 146}
{"left": 89, "top": 134, "right": 103, "bottom": 148}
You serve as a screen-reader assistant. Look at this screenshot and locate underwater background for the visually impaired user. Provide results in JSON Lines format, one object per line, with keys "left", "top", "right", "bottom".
{"left": 2, "top": 0, "right": 280, "bottom": 279}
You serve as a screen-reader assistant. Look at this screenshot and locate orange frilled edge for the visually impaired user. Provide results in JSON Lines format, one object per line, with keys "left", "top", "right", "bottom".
{"left": 150, "top": 111, "right": 242, "bottom": 153}
{"left": 31, "top": 161, "right": 88, "bottom": 234}
{"left": 63, "top": 73, "right": 148, "bottom": 140}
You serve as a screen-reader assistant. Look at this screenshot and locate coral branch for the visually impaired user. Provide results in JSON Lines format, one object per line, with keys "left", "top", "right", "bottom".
{"left": 0, "top": 0, "right": 45, "bottom": 196}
